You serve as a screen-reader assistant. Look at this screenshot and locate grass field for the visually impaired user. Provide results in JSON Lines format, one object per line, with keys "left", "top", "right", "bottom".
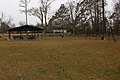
{"left": 0, "top": 36, "right": 120, "bottom": 80}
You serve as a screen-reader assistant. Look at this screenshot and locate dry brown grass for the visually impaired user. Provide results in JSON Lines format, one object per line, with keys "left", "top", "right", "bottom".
{"left": 0, "top": 36, "right": 120, "bottom": 80}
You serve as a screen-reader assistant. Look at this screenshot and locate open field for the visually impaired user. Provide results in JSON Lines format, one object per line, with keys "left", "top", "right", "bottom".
{"left": 0, "top": 36, "right": 120, "bottom": 80}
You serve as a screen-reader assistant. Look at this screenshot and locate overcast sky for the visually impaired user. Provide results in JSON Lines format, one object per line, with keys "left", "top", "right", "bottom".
{"left": 0, "top": 0, "right": 113, "bottom": 26}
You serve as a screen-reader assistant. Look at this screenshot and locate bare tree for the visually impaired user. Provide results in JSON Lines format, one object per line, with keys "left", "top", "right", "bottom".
{"left": 28, "top": 7, "right": 44, "bottom": 27}
{"left": 102, "top": 0, "right": 106, "bottom": 37}
{"left": 0, "top": 13, "right": 13, "bottom": 33}
{"left": 19, "top": 0, "right": 30, "bottom": 25}
{"left": 66, "top": 0, "right": 77, "bottom": 35}
{"left": 0, "top": 12, "right": 5, "bottom": 24}
{"left": 39, "top": 0, "right": 55, "bottom": 32}
{"left": 6, "top": 16, "right": 13, "bottom": 25}
{"left": 111, "top": 0, "right": 120, "bottom": 35}
{"left": 6, "top": 16, "right": 16, "bottom": 28}
{"left": 28, "top": 0, "right": 55, "bottom": 32}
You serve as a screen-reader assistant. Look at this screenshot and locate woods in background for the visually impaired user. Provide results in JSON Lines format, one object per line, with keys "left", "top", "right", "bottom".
{"left": 0, "top": 0, "right": 120, "bottom": 42}
{"left": 47, "top": 0, "right": 120, "bottom": 41}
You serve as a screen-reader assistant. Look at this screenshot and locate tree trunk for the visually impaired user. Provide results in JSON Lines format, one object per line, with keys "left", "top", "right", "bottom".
{"left": 44, "top": 14, "right": 47, "bottom": 33}
{"left": 102, "top": 0, "right": 106, "bottom": 37}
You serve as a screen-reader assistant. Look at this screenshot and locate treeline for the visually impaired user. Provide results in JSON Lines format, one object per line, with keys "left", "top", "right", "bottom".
{"left": 1, "top": 0, "right": 120, "bottom": 40}
{"left": 46, "top": 0, "right": 120, "bottom": 40}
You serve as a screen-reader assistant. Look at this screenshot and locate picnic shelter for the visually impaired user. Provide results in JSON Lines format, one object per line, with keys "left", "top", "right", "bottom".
{"left": 8, "top": 25, "right": 44, "bottom": 40}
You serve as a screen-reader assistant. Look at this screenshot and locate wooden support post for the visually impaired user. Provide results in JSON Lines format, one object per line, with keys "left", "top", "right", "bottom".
{"left": 32, "top": 31, "right": 33, "bottom": 37}
{"left": 34, "top": 31, "right": 36, "bottom": 39}
{"left": 26, "top": 31, "right": 28, "bottom": 39}
{"left": 41, "top": 31, "right": 43, "bottom": 39}
{"left": 8, "top": 31, "right": 11, "bottom": 40}
{"left": 37, "top": 31, "right": 39, "bottom": 38}
{"left": 20, "top": 31, "right": 22, "bottom": 39}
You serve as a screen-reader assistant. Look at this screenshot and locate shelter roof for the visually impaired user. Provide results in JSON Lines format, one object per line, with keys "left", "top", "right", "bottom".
{"left": 8, "top": 25, "right": 44, "bottom": 31}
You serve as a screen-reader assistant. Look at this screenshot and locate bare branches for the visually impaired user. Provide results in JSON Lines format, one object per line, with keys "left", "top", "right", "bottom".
{"left": 28, "top": 6, "right": 44, "bottom": 27}
{"left": 41, "top": 0, "right": 55, "bottom": 30}
{"left": 28, "top": 7, "right": 43, "bottom": 20}
{"left": 0, "top": 12, "right": 5, "bottom": 24}
{"left": 19, "top": 0, "right": 30, "bottom": 25}
{"left": 19, "top": 0, "right": 30, "bottom": 6}
{"left": 28, "top": 0, "right": 55, "bottom": 31}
